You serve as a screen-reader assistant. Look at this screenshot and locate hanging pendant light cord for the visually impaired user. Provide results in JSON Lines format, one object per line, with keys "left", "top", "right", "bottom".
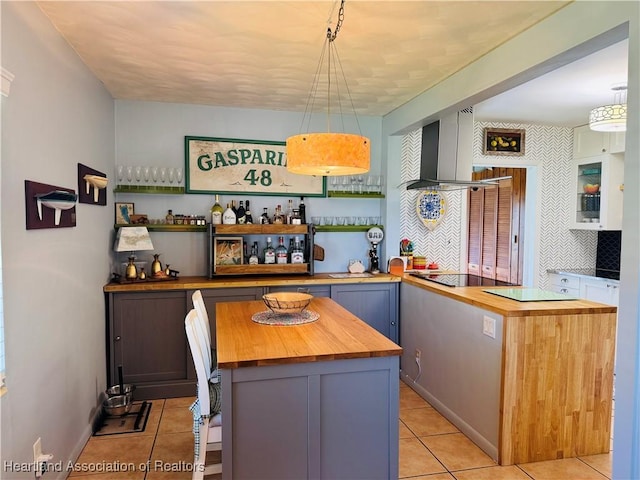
{"left": 298, "top": 0, "right": 363, "bottom": 137}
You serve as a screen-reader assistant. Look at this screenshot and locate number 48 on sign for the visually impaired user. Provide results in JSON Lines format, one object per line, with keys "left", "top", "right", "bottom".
{"left": 185, "top": 136, "right": 326, "bottom": 197}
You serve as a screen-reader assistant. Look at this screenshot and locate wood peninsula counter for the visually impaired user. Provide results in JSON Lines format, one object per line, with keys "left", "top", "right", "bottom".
{"left": 400, "top": 275, "right": 616, "bottom": 466}
{"left": 216, "top": 297, "right": 402, "bottom": 480}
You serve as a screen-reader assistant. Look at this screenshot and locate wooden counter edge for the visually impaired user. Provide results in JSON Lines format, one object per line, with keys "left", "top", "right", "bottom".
{"left": 103, "top": 273, "right": 401, "bottom": 292}
{"left": 401, "top": 274, "right": 617, "bottom": 317}
{"left": 218, "top": 347, "right": 403, "bottom": 369}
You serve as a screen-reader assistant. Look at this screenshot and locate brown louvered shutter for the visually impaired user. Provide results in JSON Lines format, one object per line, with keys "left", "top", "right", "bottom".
{"left": 467, "top": 188, "right": 484, "bottom": 276}
{"left": 495, "top": 178, "right": 513, "bottom": 282}
{"left": 481, "top": 185, "right": 498, "bottom": 279}
{"left": 468, "top": 167, "right": 526, "bottom": 285}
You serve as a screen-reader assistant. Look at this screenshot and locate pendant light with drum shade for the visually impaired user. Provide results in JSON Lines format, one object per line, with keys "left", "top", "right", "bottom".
{"left": 589, "top": 85, "right": 627, "bottom": 132}
{"left": 286, "top": 0, "right": 370, "bottom": 176}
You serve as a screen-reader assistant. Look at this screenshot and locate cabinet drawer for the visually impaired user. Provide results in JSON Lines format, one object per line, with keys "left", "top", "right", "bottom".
{"left": 548, "top": 284, "right": 580, "bottom": 297}
{"left": 548, "top": 274, "right": 580, "bottom": 289}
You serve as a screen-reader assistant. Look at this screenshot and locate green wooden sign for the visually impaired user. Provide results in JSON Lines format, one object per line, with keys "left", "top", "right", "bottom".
{"left": 185, "top": 136, "right": 326, "bottom": 196}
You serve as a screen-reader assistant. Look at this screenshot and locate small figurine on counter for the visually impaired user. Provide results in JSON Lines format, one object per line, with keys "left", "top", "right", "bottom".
{"left": 399, "top": 238, "right": 414, "bottom": 256}
{"left": 369, "top": 246, "right": 380, "bottom": 274}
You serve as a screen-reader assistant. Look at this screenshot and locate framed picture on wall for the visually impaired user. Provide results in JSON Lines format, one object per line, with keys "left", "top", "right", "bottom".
{"left": 213, "top": 237, "right": 243, "bottom": 267}
{"left": 185, "top": 136, "right": 326, "bottom": 196}
{"left": 115, "top": 202, "right": 134, "bottom": 224}
{"left": 482, "top": 128, "right": 525, "bottom": 156}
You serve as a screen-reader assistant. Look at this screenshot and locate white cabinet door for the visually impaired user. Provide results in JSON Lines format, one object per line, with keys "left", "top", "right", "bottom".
{"left": 579, "top": 277, "right": 619, "bottom": 306}
{"left": 570, "top": 153, "right": 624, "bottom": 230}
{"left": 609, "top": 131, "right": 626, "bottom": 154}
{"left": 573, "top": 125, "right": 608, "bottom": 158}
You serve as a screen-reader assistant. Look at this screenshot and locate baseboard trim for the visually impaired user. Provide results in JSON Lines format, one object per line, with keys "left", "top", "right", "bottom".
{"left": 400, "top": 370, "right": 498, "bottom": 462}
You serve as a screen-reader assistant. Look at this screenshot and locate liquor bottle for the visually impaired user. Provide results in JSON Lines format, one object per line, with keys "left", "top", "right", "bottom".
{"left": 243, "top": 241, "right": 248, "bottom": 263}
{"left": 249, "top": 242, "right": 259, "bottom": 265}
{"left": 273, "top": 205, "right": 284, "bottom": 224}
{"left": 291, "top": 236, "right": 305, "bottom": 264}
{"left": 231, "top": 200, "right": 238, "bottom": 216}
{"left": 286, "top": 199, "right": 294, "bottom": 224}
{"left": 288, "top": 238, "right": 294, "bottom": 263}
{"left": 291, "top": 209, "right": 302, "bottom": 225}
{"left": 260, "top": 207, "right": 270, "bottom": 224}
{"left": 166, "top": 209, "right": 174, "bottom": 225}
{"left": 245, "top": 200, "right": 253, "bottom": 224}
{"left": 210, "top": 195, "right": 223, "bottom": 225}
{"left": 222, "top": 203, "right": 236, "bottom": 224}
{"left": 275, "top": 236, "right": 288, "bottom": 264}
{"left": 299, "top": 197, "right": 306, "bottom": 224}
{"left": 263, "top": 237, "right": 276, "bottom": 264}
{"left": 236, "top": 200, "right": 247, "bottom": 224}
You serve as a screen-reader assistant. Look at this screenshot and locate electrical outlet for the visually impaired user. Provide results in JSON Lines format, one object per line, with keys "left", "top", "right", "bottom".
{"left": 33, "top": 437, "right": 42, "bottom": 464}
{"left": 33, "top": 437, "right": 53, "bottom": 478}
{"left": 482, "top": 315, "right": 496, "bottom": 339}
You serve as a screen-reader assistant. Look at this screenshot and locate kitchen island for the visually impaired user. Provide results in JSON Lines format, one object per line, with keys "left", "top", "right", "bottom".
{"left": 216, "top": 297, "right": 402, "bottom": 479}
{"left": 401, "top": 274, "right": 617, "bottom": 466}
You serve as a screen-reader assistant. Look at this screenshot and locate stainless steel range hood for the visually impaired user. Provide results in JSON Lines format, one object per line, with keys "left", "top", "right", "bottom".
{"left": 406, "top": 110, "right": 500, "bottom": 190}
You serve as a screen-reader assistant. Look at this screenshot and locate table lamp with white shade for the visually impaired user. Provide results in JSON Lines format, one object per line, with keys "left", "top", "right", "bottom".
{"left": 114, "top": 226, "right": 154, "bottom": 280}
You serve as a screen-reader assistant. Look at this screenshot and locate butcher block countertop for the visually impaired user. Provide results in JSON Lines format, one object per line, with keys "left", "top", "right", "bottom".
{"left": 215, "top": 297, "right": 402, "bottom": 369}
{"left": 402, "top": 274, "right": 617, "bottom": 317}
{"left": 103, "top": 273, "right": 400, "bottom": 292}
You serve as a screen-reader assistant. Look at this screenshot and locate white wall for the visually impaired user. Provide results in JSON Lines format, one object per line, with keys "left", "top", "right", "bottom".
{"left": 1, "top": 2, "right": 114, "bottom": 475}
{"left": 114, "top": 100, "right": 384, "bottom": 274}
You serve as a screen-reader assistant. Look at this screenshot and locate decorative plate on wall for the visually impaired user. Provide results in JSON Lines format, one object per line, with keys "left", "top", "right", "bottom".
{"left": 416, "top": 190, "right": 446, "bottom": 231}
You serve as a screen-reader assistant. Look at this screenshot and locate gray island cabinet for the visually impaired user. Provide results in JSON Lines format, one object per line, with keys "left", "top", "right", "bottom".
{"left": 400, "top": 275, "right": 617, "bottom": 465}
{"left": 216, "top": 297, "right": 402, "bottom": 480}
{"left": 104, "top": 274, "right": 400, "bottom": 399}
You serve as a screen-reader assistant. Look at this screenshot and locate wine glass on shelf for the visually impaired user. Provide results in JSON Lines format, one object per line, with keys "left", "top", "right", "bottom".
{"left": 365, "top": 175, "right": 376, "bottom": 193}
{"left": 143, "top": 166, "right": 150, "bottom": 183}
{"left": 330, "top": 176, "right": 340, "bottom": 193}
{"left": 151, "top": 167, "right": 159, "bottom": 184}
{"left": 350, "top": 175, "right": 359, "bottom": 193}
{"left": 176, "top": 168, "right": 183, "bottom": 185}
{"left": 159, "top": 167, "right": 167, "bottom": 183}
{"left": 116, "top": 165, "right": 125, "bottom": 184}
{"left": 341, "top": 176, "right": 351, "bottom": 193}
{"left": 126, "top": 166, "right": 133, "bottom": 184}
{"left": 356, "top": 174, "right": 365, "bottom": 194}
{"left": 168, "top": 168, "right": 175, "bottom": 184}
{"left": 134, "top": 166, "right": 142, "bottom": 183}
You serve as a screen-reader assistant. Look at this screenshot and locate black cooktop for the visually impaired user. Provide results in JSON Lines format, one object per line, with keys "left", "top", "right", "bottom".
{"left": 410, "top": 273, "right": 518, "bottom": 287}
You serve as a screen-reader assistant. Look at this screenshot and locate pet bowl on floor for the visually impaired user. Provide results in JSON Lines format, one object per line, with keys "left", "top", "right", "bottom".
{"left": 103, "top": 395, "right": 132, "bottom": 416}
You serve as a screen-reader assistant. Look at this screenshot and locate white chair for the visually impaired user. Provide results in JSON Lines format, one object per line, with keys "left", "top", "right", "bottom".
{"left": 185, "top": 309, "right": 222, "bottom": 479}
{"left": 192, "top": 290, "right": 218, "bottom": 382}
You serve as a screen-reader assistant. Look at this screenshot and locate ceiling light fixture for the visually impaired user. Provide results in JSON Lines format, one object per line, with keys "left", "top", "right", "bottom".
{"left": 286, "top": 0, "right": 370, "bottom": 176}
{"left": 589, "top": 85, "right": 627, "bottom": 132}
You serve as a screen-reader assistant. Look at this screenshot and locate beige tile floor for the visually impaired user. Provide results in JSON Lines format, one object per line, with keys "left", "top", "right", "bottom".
{"left": 69, "top": 382, "right": 612, "bottom": 479}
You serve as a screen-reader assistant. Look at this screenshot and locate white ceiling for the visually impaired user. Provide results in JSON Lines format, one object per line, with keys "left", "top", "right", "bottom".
{"left": 474, "top": 38, "right": 629, "bottom": 127}
{"left": 36, "top": 1, "right": 628, "bottom": 127}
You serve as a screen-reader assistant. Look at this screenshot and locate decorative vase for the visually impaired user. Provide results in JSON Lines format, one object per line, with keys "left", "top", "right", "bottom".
{"left": 125, "top": 256, "right": 137, "bottom": 280}
{"left": 151, "top": 254, "right": 162, "bottom": 275}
